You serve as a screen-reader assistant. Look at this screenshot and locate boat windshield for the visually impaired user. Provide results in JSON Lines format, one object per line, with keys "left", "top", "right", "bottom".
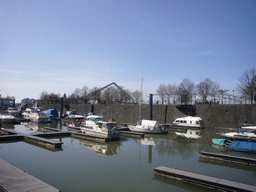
{"left": 90, "top": 118, "right": 100, "bottom": 123}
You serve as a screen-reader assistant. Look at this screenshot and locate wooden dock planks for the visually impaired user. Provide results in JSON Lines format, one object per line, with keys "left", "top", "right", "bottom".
{"left": 153, "top": 166, "right": 256, "bottom": 192}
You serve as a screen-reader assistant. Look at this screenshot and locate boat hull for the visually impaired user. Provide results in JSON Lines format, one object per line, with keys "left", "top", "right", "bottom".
{"left": 81, "top": 128, "right": 120, "bottom": 140}
{"left": 129, "top": 126, "right": 165, "bottom": 134}
{"left": 172, "top": 124, "right": 203, "bottom": 128}
{"left": 0, "top": 115, "right": 16, "bottom": 124}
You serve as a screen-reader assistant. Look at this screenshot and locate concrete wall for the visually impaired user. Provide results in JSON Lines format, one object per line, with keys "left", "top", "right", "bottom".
{"left": 40, "top": 103, "right": 256, "bottom": 128}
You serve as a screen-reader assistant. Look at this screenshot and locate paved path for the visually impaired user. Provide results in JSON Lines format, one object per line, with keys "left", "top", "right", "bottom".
{"left": 0, "top": 158, "right": 60, "bottom": 192}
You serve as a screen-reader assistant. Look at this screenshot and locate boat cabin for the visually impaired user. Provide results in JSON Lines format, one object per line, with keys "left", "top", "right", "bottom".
{"left": 173, "top": 116, "right": 204, "bottom": 128}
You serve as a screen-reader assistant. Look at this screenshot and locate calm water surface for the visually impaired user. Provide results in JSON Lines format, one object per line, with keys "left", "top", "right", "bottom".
{"left": 1, "top": 121, "right": 256, "bottom": 192}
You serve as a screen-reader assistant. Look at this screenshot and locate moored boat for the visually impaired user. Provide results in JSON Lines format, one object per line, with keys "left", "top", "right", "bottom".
{"left": 41, "top": 108, "right": 59, "bottom": 120}
{"left": 7, "top": 107, "right": 20, "bottom": 116}
{"left": 228, "top": 141, "right": 256, "bottom": 153}
{"left": 220, "top": 126, "right": 256, "bottom": 142}
{"left": 29, "top": 112, "right": 50, "bottom": 123}
{"left": 128, "top": 120, "right": 168, "bottom": 134}
{"left": 173, "top": 116, "right": 204, "bottom": 128}
{"left": 22, "top": 107, "right": 41, "bottom": 120}
{"left": 212, "top": 138, "right": 234, "bottom": 146}
{"left": 80, "top": 119, "right": 120, "bottom": 140}
{"left": 65, "top": 110, "right": 85, "bottom": 120}
{"left": 66, "top": 115, "right": 120, "bottom": 140}
{"left": 0, "top": 114, "right": 16, "bottom": 124}
{"left": 86, "top": 112, "right": 103, "bottom": 120}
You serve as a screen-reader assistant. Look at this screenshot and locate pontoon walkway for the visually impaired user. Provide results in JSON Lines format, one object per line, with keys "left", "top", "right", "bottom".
{"left": 154, "top": 166, "right": 256, "bottom": 192}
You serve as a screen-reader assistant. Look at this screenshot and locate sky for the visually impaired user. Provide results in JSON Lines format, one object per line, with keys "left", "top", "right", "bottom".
{"left": 1, "top": 0, "right": 256, "bottom": 103}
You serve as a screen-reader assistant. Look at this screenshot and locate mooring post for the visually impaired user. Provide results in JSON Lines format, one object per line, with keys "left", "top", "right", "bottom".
{"left": 60, "top": 97, "right": 63, "bottom": 119}
{"left": 149, "top": 94, "right": 153, "bottom": 120}
{"left": 91, "top": 104, "right": 94, "bottom": 113}
{"left": 164, "top": 105, "right": 168, "bottom": 124}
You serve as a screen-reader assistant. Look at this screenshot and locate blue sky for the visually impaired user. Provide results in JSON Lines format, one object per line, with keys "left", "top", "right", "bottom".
{"left": 1, "top": 0, "right": 256, "bottom": 102}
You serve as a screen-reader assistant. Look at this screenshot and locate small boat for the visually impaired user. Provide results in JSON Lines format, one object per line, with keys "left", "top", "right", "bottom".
{"left": 29, "top": 112, "right": 50, "bottom": 123}
{"left": 220, "top": 126, "right": 256, "bottom": 142}
{"left": 65, "top": 110, "right": 85, "bottom": 120}
{"left": 212, "top": 138, "right": 234, "bottom": 146}
{"left": 175, "top": 129, "right": 201, "bottom": 139}
{"left": 0, "top": 114, "right": 16, "bottom": 124}
{"left": 67, "top": 117, "right": 120, "bottom": 140}
{"left": 173, "top": 116, "right": 204, "bottom": 128}
{"left": 80, "top": 119, "right": 120, "bottom": 140}
{"left": 22, "top": 106, "right": 41, "bottom": 120}
{"left": 128, "top": 120, "right": 168, "bottom": 134}
{"left": 86, "top": 112, "right": 103, "bottom": 120}
{"left": 7, "top": 107, "right": 20, "bottom": 116}
{"left": 228, "top": 141, "right": 256, "bottom": 153}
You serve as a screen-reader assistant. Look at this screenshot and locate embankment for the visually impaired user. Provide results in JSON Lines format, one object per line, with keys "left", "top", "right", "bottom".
{"left": 41, "top": 104, "right": 256, "bottom": 128}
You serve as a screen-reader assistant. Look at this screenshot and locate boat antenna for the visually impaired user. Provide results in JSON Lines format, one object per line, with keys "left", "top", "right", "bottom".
{"left": 139, "top": 78, "right": 143, "bottom": 122}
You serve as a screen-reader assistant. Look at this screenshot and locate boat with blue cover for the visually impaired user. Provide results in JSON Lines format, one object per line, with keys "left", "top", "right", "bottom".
{"left": 228, "top": 141, "right": 256, "bottom": 153}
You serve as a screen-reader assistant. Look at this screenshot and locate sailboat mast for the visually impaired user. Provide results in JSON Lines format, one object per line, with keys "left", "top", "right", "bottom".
{"left": 139, "top": 78, "right": 143, "bottom": 122}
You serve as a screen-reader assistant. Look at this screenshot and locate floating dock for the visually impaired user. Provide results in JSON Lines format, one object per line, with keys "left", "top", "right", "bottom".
{"left": 0, "top": 158, "right": 60, "bottom": 192}
{"left": 0, "top": 126, "right": 120, "bottom": 149}
{"left": 153, "top": 166, "right": 256, "bottom": 192}
{"left": 199, "top": 151, "right": 256, "bottom": 166}
{"left": 0, "top": 128, "right": 63, "bottom": 149}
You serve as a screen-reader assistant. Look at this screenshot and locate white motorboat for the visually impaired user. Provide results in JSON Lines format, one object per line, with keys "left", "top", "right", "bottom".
{"left": 128, "top": 120, "right": 168, "bottom": 134}
{"left": 220, "top": 126, "right": 256, "bottom": 142}
{"left": 7, "top": 107, "right": 20, "bottom": 116}
{"left": 0, "top": 114, "right": 16, "bottom": 124}
{"left": 173, "top": 116, "right": 204, "bottom": 128}
{"left": 80, "top": 119, "right": 120, "bottom": 140}
{"left": 22, "top": 107, "right": 41, "bottom": 120}
{"left": 29, "top": 112, "right": 50, "bottom": 123}
{"left": 67, "top": 117, "right": 120, "bottom": 140}
{"left": 86, "top": 112, "right": 103, "bottom": 120}
{"left": 65, "top": 110, "right": 85, "bottom": 120}
{"left": 175, "top": 129, "right": 201, "bottom": 139}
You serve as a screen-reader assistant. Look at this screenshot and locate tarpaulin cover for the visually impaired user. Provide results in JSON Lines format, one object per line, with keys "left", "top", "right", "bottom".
{"left": 228, "top": 141, "right": 256, "bottom": 152}
{"left": 41, "top": 108, "right": 59, "bottom": 119}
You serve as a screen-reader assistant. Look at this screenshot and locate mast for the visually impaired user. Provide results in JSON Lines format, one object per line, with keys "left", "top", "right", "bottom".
{"left": 139, "top": 78, "right": 143, "bottom": 122}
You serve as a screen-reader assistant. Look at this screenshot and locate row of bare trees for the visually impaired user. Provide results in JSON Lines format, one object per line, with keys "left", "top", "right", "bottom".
{"left": 156, "top": 78, "right": 220, "bottom": 105}
{"left": 156, "top": 68, "right": 256, "bottom": 105}
{"left": 39, "top": 85, "right": 142, "bottom": 104}
{"left": 39, "top": 68, "right": 256, "bottom": 105}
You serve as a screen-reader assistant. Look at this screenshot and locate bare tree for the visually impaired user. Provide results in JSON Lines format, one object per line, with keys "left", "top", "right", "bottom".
{"left": 80, "top": 86, "right": 89, "bottom": 103}
{"left": 177, "top": 79, "right": 195, "bottom": 105}
{"left": 132, "top": 90, "right": 141, "bottom": 103}
{"left": 39, "top": 91, "right": 60, "bottom": 104}
{"left": 156, "top": 84, "right": 166, "bottom": 104}
{"left": 217, "top": 89, "right": 229, "bottom": 104}
{"left": 40, "top": 91, "right": 48, "bottom": 104}
{"left": 48, "top": 93, "right": 61, "bottom": 104}
{"left": 88, "top": 87, "right": 101, "bottom": 103}
{"left": 166, "top": 84, "right": 177, "bottom": 104}
{"left": 101, "top": 87, "right": 118, "bottom": 103}
{"left": 196, "top": 78, "right": 220, "bottom": 103}
{"left": 237, "top": 68, "right": 256, "bottom": 104}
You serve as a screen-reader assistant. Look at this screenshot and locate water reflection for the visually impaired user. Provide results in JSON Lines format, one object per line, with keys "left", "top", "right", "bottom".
{"left": 79, "top": 139, "right": 123, "bottom": 156}
{"left": 1, "top": 123, "right": 256, "bottom": 191}
{"left": 175, "top": 129, "right": 201, "bottom": 139}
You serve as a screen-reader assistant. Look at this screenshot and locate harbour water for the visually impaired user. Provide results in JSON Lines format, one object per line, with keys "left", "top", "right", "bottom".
{"left": 1, "top": 121, "right": 256, "bottom": 192}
